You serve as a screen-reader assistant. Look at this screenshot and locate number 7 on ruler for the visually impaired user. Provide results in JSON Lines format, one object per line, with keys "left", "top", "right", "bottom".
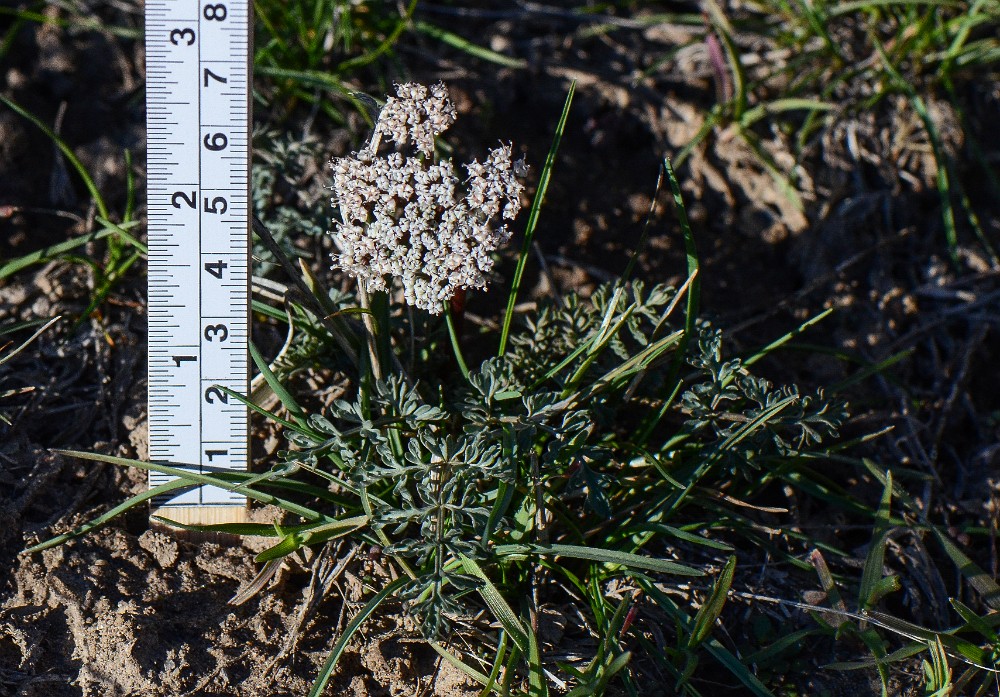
{"left": 145, "top": 0, "right": 251, "bottom": 525}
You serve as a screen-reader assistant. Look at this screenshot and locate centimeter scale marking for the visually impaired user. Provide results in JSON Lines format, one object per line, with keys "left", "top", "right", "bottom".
{"left": 145, "top": 0, "right": 251, "bottom": 525}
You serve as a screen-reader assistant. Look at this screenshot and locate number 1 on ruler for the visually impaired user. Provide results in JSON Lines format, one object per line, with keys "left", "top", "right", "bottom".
{"left": 146, "top": 0, "right": 251, "bottom": 525}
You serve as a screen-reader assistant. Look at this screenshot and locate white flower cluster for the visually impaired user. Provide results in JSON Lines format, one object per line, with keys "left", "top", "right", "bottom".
{"left": 330, "top": 82, "right": 525, "bottom": 314}
{"left": 374, "top": 82, "right": 456, "bottom": 156}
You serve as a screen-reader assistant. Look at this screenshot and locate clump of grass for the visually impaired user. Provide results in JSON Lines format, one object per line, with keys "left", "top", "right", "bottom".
{"left": 28, "top": 83, "right": 861, "bottom": 695}
{"left": 0, "top": 5, "right": 147, "bottom": 325}
{"left": 253, "top": 0, "right": 524, "bottom": 126}
{"left": 672, "top": 0, "right": 1000, "bottom": 260}
{"left": 799, "top": 465, "right": 1000, "bottom": 697}
{"left": 253, "top": 0, "right": 417, "bottom": 123}
{"left": 0, "top": 93, "right": 145, "bottom": 317}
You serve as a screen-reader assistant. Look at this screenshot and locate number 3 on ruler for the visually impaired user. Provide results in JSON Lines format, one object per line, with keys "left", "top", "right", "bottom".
{"left": 167, "top": 0, "right": 229, "bottom": 45}
{"left": 170, "top": 28, "right": 195, "bottom": 45}
{"left": 204, "top": 324, "right": 228, "bottom": 342}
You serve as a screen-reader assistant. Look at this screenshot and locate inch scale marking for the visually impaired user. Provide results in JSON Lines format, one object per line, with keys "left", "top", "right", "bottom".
{"left": 146, "top": 0, "right": 251, "bottom": 524}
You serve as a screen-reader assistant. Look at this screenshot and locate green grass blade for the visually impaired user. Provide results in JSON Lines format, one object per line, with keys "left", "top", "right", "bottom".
{"left": 254, "top": 65, "right": 354, "bottom": 96}
{"left": 662, "top": 156, "right": 700, "bottom": 391}
{"left": 871, "top": 37, "right": 961, "bottom": 265}
{"left": 737, "top": 127, "right": 804, "bottom": 212}
{"left": 531, "top": 326, "right": 603, "bottom": 389}
{"left": 52, "top": 450, "right": 330, "bottom": 522}
{"left": 564, "top": 296, "right": 636, "bottom": 393}
{"left": 493, "top": 543, "right": 703, "bottom": 576}
{"left": 217, "top": 385, "right": 307, "bottom": 434}
{"left": 617, "top": 162, "right": 665, "bottom": 288}
{"left": 498, "top": 81, "right": 576, "bottom": 356}
{"left": 933, "top": 527, "right": 1000, "bottom": 610}
{"left": 711, "top": 397, "right": 796, "bottom": 462}
{"left": 703, "top": 0, "right": 748, "bottom": 117}
{"left": 77, "top": 248, "right": 143, "bottom": 322}
{"left": 664, "top": 396, "right": 796, "bottom": 516}
{"left": 501, "top": 645, "right": 522, "bottom": 695}
{"left": 482, "top": 479, "right": 516, "bottom": 549}
{"left": 639, "top": 578, "right": 776, "bottom": 697}
{"left": 461, "top": 555, "right": 529, "bottom": 653}
{"left": 939, "top": 0, "right": 987, "bottom": 81}
{"left": 0, "top": 221, "right": 140, "bottom": 281}
{"left": 428, "top": 642, "right": 492, "bottom": 687}
{"left": 94, "top": 216, "right": 148, "bottom": 254}
{"left": 827, "top": 0, "right": 958, "bottom": 17}
{"left": 825, "top": 642, "right": 928, "bottom": 671}
{"left": 477, "top": 630, "right": 509, "bottom": 696}
{"left": 123, "top": 148, "right": 135, "bottom": 222}
{"left": 859, "top": 472, "right": 893, "bottom": 609}
{"left": 576, "top": 329, "right": 685, "bottom": 398}
{"left": 674, "top": 108, "right": 722, "bottom": 168}
{"left": 445, "top": 305, "right": 471, "bottom": 380}
{"left": 0, "top": 6, "right": 141, "bottom": 39}
{"left": 689, "top": 556, "right": 736, "bottom": 647}
{"left": 623, "top": 521, "right": 733, "bottom": 551}
{"left": 744, "top": 628, "right": 819, "bottom": 665}
{"left": 255, "top": 515, "right": 368, "bottom": 562}
{"left": 250, "top": 340, "right": 308, "bottom": 426}
{"left": 23, "top": 478, "right": 191, "bottom": 554}
{"left": 950, "top": 599, "right": 1000, "bottom": 642}
{"left": 0, "top": 94, "right": 108, "bottom": 219}
{"left": 334, "top": 0, "right": 416, "bottom": 73}
{"left": 742, "top": 308, "right": 834, "bottom": 368}
{"left": 150, "top": 519, "right": 285, "bottom": 536}
{"left": 414, "top": 21, "right": 527, "bottom": 68}
{"left": 527, "top": 622, "right": 548, "bottom": 697}
{"left": 738, "top": 98, "right": 835, "bottom": 128}
{"left": 831, "top": 348, "right": 914, "bottom": 393}
{"left": 308, "top": 576, "right": 408, "bottom": 697}
{"left": 251, "top": 298, "right": 288, "bottom": 321}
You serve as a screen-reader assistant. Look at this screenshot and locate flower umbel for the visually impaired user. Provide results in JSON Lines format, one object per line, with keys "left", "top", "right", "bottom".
{"left": 330, "top": 82, "right": 525, "bottom": 313}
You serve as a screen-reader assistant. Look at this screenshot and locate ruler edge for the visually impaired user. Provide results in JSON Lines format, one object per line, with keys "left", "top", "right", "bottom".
{"left": 150, "top": 504, "right": 249, "bottom": 526}
{"left": 145, "top": 0, "right": 254, "bottom": 525}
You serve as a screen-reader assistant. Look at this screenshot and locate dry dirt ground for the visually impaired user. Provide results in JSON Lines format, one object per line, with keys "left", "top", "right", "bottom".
{"left": 2, "top": 2, "right": 999, "bottom": 695}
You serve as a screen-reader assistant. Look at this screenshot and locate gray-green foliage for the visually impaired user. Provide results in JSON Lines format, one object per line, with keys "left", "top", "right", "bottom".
{"left": 272, "top": 280, "right": 847, "bottom": 639}
{"left": 681, "top": 326, "right": 846, "bottom": 469}
{"left": 251, "top": 129, "right": 329, "bottom": 276}
{"left": 281, "top": 359, "right": 599, "bottom": 636}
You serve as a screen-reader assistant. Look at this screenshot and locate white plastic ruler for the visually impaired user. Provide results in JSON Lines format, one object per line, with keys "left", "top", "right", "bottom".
{"left": 145, "top": 0, "right": 251, "bottom": 523}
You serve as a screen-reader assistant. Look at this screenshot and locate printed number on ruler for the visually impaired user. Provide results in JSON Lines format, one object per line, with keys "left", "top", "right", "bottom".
{"left": 145, "top": 0, "right": 250, "bottom": 508}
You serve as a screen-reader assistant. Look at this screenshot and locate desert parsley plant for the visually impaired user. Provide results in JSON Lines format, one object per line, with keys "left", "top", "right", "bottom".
{"left": 35, "top": 83, "right": 850, "bottom": 695}
{"left": 284, "top": 84, "right": 843, "bottom": 688}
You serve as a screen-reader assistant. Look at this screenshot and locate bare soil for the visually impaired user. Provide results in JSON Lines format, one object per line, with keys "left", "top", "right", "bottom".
{"left": 2, "top": 2, "right": 999, "bottom": 695}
